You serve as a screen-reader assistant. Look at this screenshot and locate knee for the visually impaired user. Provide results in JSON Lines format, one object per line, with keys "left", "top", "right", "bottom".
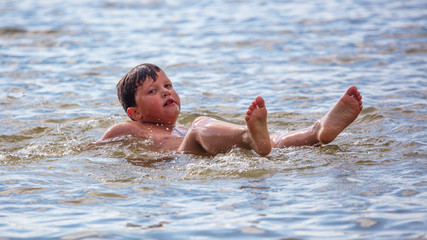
{"left": 187, "top": 116, "right": 216, "bottom": 140}
{"left": 186, "top": 117, "right": 209, "bottom": 136}
{"left": 191, "top": 116, "right": 211, "bottom": 127}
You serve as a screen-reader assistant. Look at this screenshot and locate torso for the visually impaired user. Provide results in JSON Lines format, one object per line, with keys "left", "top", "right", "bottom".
{"left": 101, "top": 121, "right": 188, "bottom": 152}
{"left": 148, "top": 124, "right": 188, "bottom": 151}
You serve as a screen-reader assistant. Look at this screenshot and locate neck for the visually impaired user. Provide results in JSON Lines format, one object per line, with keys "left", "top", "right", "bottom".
{"left": 140, "top": 121, "right": 175, "bottom": 129}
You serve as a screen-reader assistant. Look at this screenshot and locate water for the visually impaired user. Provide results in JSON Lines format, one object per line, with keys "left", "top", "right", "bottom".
{"left": 1, "top": 0, "right": 426, "bottom": 239}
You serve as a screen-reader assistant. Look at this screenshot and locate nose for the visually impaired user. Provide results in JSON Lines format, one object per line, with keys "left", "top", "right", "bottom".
{"left": 162, "top": 88, "right": 171, "bottom": 97}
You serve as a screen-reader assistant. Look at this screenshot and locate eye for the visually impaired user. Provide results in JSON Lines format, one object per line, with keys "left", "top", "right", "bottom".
{"left": 148, "top": 89, "right": 156, "bottom": 94}
{"left": 165, "top": 83, "right": 172, "bottom": 89}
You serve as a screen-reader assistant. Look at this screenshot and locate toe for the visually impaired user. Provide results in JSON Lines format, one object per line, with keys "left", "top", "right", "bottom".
{"left": 346, "top": 86, "right": 358, "bottom": 96}
{"left": 255, "top": 96, "right": 265, "bottom": 108}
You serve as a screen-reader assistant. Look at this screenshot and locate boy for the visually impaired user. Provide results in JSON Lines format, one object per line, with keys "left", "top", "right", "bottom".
{"left": 101, "top": 63, "right": 363, "bottom": 156}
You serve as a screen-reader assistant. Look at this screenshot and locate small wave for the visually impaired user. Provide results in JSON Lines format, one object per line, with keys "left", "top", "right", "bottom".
{"left": 0, "top": 27, "right": 61, "bottom": 36}
{"left": 292, "top": 55, "right": 370, "bottom": 65}
{"left": 183, "top": 150, "right": 273, "bottom": 180}
{"left": 355, "top": 107, "right": 383, "bottom": 124}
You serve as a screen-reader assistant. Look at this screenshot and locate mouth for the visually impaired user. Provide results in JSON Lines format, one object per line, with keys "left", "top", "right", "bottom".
{"left": 163, "top": 98, "right": 175, "bottom": 107}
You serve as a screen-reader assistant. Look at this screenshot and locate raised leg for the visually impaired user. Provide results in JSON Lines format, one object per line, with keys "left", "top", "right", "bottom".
{"left": 177, "top": 116, "right": 249, "bottom": 155}
{"left": 316, "top": 86, "right": 363, "bottom": 144}
{"left": 272, "top": 86, "right": 363, "bottom": 148}
{"left": 177, "top": 96, "right": 271, "bottom": 156}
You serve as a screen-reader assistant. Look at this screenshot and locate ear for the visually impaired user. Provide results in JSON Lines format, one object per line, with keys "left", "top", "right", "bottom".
{"left": 126, "top": 107, "right": 143, "bottom": 121}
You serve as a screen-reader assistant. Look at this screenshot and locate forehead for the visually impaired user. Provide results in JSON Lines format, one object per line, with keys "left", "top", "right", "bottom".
{"left": 136, "top": 70, "right": 171, "bottom": 89}
{"left": 155, "top": 70, "right": 170, "bottom": 82}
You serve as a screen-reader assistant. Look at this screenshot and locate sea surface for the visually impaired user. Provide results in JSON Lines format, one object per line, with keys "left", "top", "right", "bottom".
{"left": 1, "top": 0, "right": 426, "bottom": 239}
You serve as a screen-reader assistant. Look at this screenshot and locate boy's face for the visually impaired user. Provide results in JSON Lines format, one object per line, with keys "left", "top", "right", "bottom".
{"left": 131, "top": 70, "right": 181, "bottom": 126}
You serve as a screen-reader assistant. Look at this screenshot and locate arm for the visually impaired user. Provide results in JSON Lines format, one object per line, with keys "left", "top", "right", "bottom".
{"left": 100, "top": 121, "right": 147, "bottom": 141}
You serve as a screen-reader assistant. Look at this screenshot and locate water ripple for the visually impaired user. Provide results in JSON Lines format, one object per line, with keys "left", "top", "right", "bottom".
{"left": 0, "top": 0, "right": 426, "bottom": 239}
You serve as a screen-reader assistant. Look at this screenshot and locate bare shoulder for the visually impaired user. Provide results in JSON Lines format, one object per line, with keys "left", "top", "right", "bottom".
{"left": 100, "top": 121, "right": 147, "bottom": 141}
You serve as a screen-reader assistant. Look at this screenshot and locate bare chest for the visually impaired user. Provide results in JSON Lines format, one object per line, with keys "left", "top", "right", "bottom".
{"left": 145, "top": 125, "right": 188, "bottom": 151}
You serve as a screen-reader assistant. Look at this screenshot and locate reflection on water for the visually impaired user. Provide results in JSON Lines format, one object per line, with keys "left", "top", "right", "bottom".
{"left": 1, "top": 0, "right": 426, "bottom": 239}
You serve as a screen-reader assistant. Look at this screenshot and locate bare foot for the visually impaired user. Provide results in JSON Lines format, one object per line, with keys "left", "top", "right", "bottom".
{"left": 245, "top": 96, "right": 272, "bottom": 156}
{"left": 317, "top": 86, "right": 363, "bottom": 144}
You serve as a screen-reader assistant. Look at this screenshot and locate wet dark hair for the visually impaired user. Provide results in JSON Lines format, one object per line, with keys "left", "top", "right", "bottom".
{"left": 116, "top": 63, "right": 161, "bottom": 118}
